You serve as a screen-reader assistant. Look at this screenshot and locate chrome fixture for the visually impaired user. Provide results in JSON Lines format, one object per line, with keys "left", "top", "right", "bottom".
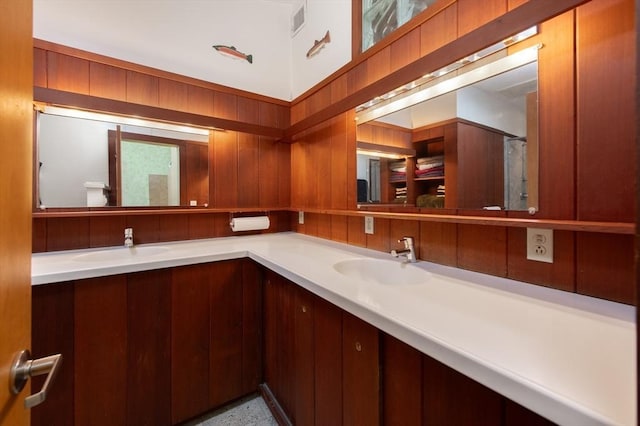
{"left": 124, "top": 228, "right": 133, "bottom": 247}
{"left": 391, "top": 236, "right": 417, "bottom": 263}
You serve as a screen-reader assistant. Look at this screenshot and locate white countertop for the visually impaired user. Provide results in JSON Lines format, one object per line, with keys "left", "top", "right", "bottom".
{"left": 32, "top": 232, "right": 636, "bottom": 425}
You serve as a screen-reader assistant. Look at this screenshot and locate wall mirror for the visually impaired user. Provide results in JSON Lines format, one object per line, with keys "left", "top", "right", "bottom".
{"left": 356, "top": 32, "right": 540, "bottom": 212}
{"left": 36, "top": 106, "right": 210, "bottom": 209}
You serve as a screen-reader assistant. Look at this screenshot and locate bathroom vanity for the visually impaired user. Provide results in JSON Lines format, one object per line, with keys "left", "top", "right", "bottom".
{"left": 31, "top": 233, "right": 635, "bottom": 425}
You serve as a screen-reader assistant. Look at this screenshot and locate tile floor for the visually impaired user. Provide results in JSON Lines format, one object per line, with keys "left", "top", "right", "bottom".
{"left": 186, "top": 394, "right": 277, "bottom": 426}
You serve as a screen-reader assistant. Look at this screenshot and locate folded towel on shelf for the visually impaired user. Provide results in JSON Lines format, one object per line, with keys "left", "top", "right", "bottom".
{"left": 416, "top": 155, "right": 444, "bottom": 165}
{"left": 416, "top": 194, "right": 445, "bottom": 208}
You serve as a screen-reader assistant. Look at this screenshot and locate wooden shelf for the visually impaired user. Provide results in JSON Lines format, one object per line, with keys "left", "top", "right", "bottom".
{"left": 414, "top": 176, "right": 444, "bottom": 181}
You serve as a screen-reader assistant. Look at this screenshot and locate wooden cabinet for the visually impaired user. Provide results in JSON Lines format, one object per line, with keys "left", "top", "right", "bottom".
{"left": 31, "top": 258, "right": 262, "bottom": 426}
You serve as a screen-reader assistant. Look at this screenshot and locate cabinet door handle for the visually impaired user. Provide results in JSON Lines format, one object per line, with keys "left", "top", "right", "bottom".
{"left": 10, "top": 349, "right": 62, "bottom": 408}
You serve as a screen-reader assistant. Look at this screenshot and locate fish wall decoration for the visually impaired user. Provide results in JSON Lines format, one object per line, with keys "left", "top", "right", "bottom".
{"left": 212, "top": 45, "right": 253, "bottom": 63}
{"left": 306, "top": 30, "right": 330, "bottom": 58}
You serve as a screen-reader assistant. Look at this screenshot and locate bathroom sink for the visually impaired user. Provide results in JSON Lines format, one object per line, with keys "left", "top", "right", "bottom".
{"left": 72, "top": 246, "right": 170, "bottom": 262}
{"left": 333, "top": 258, "right": 430, "bottom": 286}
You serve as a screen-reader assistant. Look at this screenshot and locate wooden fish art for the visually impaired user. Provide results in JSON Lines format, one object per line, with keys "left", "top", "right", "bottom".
{"left": 212, "top": 45, "right": 253, "bottom": 63}
{"left": 306, "top": 30, "right": 331, "bottom": 58}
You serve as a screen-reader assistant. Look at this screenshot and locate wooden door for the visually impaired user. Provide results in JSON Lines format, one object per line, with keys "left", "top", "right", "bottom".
{"left": 0, "top": 0, "right": 33, "bottom": 425}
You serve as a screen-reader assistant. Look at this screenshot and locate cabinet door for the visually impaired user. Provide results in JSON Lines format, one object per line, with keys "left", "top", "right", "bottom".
{"left": 382, "top": 334, "right": 422, "bottom": 426}
{"left": 241, "top": 258, "right": 263, "bottom": 394}
{"left": 292, "top": 285, "right": 315, "bottom": 425}
{"left": 342, "top": 312, "right": 381, "bottom": 426}
{"left": 314, "top": 297, "right": 343, "bottom": 426}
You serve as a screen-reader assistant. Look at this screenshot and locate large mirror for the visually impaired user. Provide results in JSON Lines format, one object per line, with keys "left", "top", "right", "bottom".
{"left": 36, "top": 107, "right": 210, "bottom": 208}
{"left": 356, "top": 35, "right": 539, "bottom": 212}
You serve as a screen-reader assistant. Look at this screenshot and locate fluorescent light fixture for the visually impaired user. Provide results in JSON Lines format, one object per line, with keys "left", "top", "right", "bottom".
{"left": 356, "top": 148, "right": 409, "bottom": 159}
{"left": 40, "top": 105, "right": 211, "bottom": 136}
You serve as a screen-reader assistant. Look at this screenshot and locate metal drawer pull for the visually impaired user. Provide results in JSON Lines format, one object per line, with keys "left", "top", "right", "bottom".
{"left": 10, "top": 349, "right": 62, "bottom": 408}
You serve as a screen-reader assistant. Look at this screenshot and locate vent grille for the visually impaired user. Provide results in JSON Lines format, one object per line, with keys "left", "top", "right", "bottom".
{"left": 291, "top": 3, "right": 305, "bottom": 36}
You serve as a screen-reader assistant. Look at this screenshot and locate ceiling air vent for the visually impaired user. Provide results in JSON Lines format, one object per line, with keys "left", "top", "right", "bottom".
{"left": 291, "top": 2, "right": 306, "bottom": 37}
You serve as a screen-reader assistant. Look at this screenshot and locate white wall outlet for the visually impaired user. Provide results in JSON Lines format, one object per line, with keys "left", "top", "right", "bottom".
{"left": 526, "top": 228, "right": 553, "bottom": 263}
{"left": 189, "top": 200, "right": 197, "bottom": 206}
{"left": 298, "top": 211, "right": 304, "bottom": 224}
{"left": 364, "top": 216, "right": 374, "bottom": 235}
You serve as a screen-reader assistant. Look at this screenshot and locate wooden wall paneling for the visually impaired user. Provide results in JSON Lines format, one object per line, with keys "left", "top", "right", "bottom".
{"left": 213, "top": 130, "right": 239, "bottom": 208}
{"left": 308, "top": 84, "right": 332, "bottom": 116}
{"left": 422, "top": 354, "right": 503, "bottom": 425}
{"left": 331, "top": 215, "right": 349, "bottom": 243}
{"left": 74, "top": 275, "right": 127, "bottom": 426}
{"left": 366, "top": 46, "right": 392, "bottom": 86}
{"left": 303, "top": 212, "right": 320, "bottom": 237}
{"left": 443, "top": 122, "right": 458, "bottom": 209}
{"left": 187, "top": 213, "right": 216, "bottom": 239}
{"left": 209, "top": 261, "right": 244, "bottom": 407}
{"left": 258, "top": 137, "right": 279, "bottom": 207}
{"left": 504, "top": 399, "right": 557, "bottom": 426}
{"left": 187, "top": 85, "right": 215, "bottom": 117}
{"left": 89, "top": 62, "right": 126, "bottom": 101}
{"left": 457, "top": 223, "right": 507, "bottom": 276}
{"left": 47, "top": 52, "right": 90, "bottom": 94}
{"left": 171, "top": 264, "right": 211, "bottom": 424}
{"left": 292, "top": 286, "right": 316, "bottom": 425}
{"left": 290, "top": 100, "right": 307, "bottom": 125}
{"left": 214, "top": 91, "right": 238, "bottom": 121}
{"left": 331, "top": 73, "right": 349, "bottom": 103}
{"left": 290, "top": 139, "right": 307, "bottom": 208}
{"left": 241, "top": 259, "right": 263, "bottom": 393}
{"left": 508, "top": 0, "right": 530, "bottom": 10}
{"left": 420, "top": 4, "right": 458, "bottom": 57}
{"left": 89, "top": 215, "right": 126, "bottom": 248}
{"left": 159, "top": 78, "right": 188, "bottom": 112}
{"left": 314, "top": 297, "right": 343, "bottom": 426}
{"left": 238, "top": 97, "right": 260, "bottom": 126}
{"left": 277, "top": 140, "right": 291, "bottom": 207}
{"left": 317, "top": 122, "right": 333, "bottom": 209}
{"left": 457, "top": 0, "right": 508, "bottom": 37}
{"left": 259, "top": 102, "right": 280, "bottom": 128}
{"left": 382, "top": 334, "right": 422, "bottom": 426}
{"left": 31, "top": 283, "right": 75, "bottom": 426}
{"left": 32, "top": 217, "right": 47, "bottom": 253}
{"left": 576, "top": 0, "right": 636, "bottom": 222}
{"left": 346, "top": 110, "right": 358, "bottom": 208}
{"left": 262, "top": 270, "right": 280, "bottom": 402}
{"left": 214, "top": 212, "right": 235, "bottom": 238}
{"left": 507, "top": 228, "right": 576, "bottom": 292}
{"left": 576, "top": 233, "right": 635, "bottom": 304}
{"left": 237, "top": 132, "right": 260, "bottom": 207}
{"left": 390, "top": 27, "right": 421, "bottom": 73}
{"left": 126, "top": 269, "right": 172, "bottom": 426}
{"left": 419, "top": 221, "right": 457, "bottom": 266}
{"left": 330, "top": 115, "right": 348, "bottom": 210}
{"left": 347, "top": 61, "right": 368, "bottom": 95}
{"left": 347, "top": 215, "right": 367, "bottom": 247}
{"left": 158, "top": 213, "right": 189, "bottom": 243}
{"left": 33, "top": 47, "right": 48, "bottom": 87}
{"left": 125, "top": 70, "right": 159, "bottom": 106}
{"left": 366, "top": 217, "right": 391, "bottom": 252}
{"left": 535, "top": 12, "right": 576, "bottom": 219}
{"left": 124, "top": 214, "right": 160, "bottom": 245}
{"left": 342, "top": 312, "right": 381, "bottom": 426}
{"left": 317, "top": 214, "right": 332, "bottom": 239}
{"left": 46, "top": 217, "right": 89, "bottom": 251}
{"left": 185, "top": 141, "right": 209, "bottom": 206}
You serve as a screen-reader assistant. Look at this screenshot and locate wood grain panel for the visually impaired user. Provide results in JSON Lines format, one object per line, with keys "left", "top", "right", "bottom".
{"left": 31, "top": 283, "right": 75, "bottom": 426}
{"left": 366, "top": 46, "right": 391, "bottom": 86}
{"left": 383, "top": 334, "right": 422, "bottom": 426}
{"left": 457, "top": 0, "right": 507, "bottom": 36}
{"left": 259, "top": 102, "right": 282, "bottom": 128}
{"left": 127, "top": 270, "right": 171, "bottom": 426}
{"left": 213, "top": 130, "right": 239, "bottom": 208}
{"left": 186, "top": 84, "right": 214, "bottom": 116}
{"left": 124, "top": 214, "right": 160, "bottom": 244}
{"left": 46, "top": 217, "right": 89, "bottom": 251}
{"left": 171, "top": 264, "right": 211, "bottom": 423}
{"left": 277, "top": 141, "right": 291, "bottom": 207}
{"left": 420, "top": 4, "right": 458, "bottom": 57}
{"left": 342, "top": 312, "right": 380, "bottom": 426}
{"left": 126, "top": 70, "right": 159, "bottom": 106}
{"left": 214, "top": 91, "right": 238, "bottom": 121}
{"left": 237, "top": 132, "right": 260, "bottom": 207}
{"left": 308, "top": 85, "right": 331, "bottom": 116}
{"left": 331, "top": 215, "right": 349, "bottom": 243}
{"left": 507, "top": 228, "right": 575, "bottom": 292}
{"left": 292, "top": 286, "right": 315, "bottom": 425}
{"left": 347, "top": 61, "right": 368, "bottom": 95}
{"left": 188, "top": 213, "right": 216, "bottom": 239}
{"left": 74, "top": 275, "right": 127, "bottom": 426}
{"left": 391, "top": 27, "right": 421, "bottom": 72}
{"left": 317, "top": 213, "right": 332, "bottom": 239}
{"left": 241, "top": 259, "right": 263, "bottom": 393}
{"left": 314, "top": 297, "right": 343, "bottom": 426}
{"left": 159, "top": 78, "right": 188, "bottom": 112}
{"left": 347, "top": 215, "right": 367, "bottom": 247}
{"left": 317, "top": 123, "right": 333, "bottom": 209}
{"left": 209, "top": 261, "right": 244, "bottom": 407}
{"left": 34, "top": 47, "right": 48, "bottom": 87}
{"left": 186, "top": 142, "right": 209, "bottom": 206}
{"left": 89, "top": 215, "right": 126, "bottom": 248}
{"left": 89, "top": 62, "right": 126, "bottom": 101}
{"left": 576, "top": 0, "right": 635, "bottom": 222}
{"left": 238, "top": 97, "right": 260, "bottom": 125}
{"left": 366, "top": 217, "right": 390, "bottom": 252}
{"left": 508, "top": 0, "right": 529, "bottom": 9}
{"left": 32, "top": 217, "right": 47, "bottom": 253}
{"left": 47, "top": 52, "right": 89, "bottom": 94}
{"left": 259, "top": 138, "right": 279, "bottom": 207}
{"left": 419, "top": 220, "right": 457, "bottom": 266}
{"left": 423, "top": 354, "right": 503, "bottom": 425}
{"left": 331, "top": 73, "right": 349, "bottom": 103}
{"left": 457, "top": 224, "right": 507, "bottom": 276}
{"left": 159, "top": 214, "right": 189, "bottom": 243}
{"left": 576, "top": 233, "right": 635, "bottom": 304}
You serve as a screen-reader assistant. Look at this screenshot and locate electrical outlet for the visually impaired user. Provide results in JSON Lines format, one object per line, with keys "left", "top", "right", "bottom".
{"left": 364, "top": 216, "right": 374, "bottom": 234}
{"left": 526, "top": 228, "right": 553, "bottom": 263}
{"left": 298, "top": 211, "right": 304, "bottom": 224}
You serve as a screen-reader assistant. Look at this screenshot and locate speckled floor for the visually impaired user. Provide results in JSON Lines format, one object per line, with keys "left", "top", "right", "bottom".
{"left": 185, "top": 394, "right": 277, "bottom": 426}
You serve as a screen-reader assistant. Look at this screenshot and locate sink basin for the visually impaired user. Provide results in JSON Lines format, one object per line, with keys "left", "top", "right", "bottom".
{"left": 333, "top": 258, "right": 430, "bottom": 286}
{"left": 72, "top": 246, "right": 170, "bottom": 262}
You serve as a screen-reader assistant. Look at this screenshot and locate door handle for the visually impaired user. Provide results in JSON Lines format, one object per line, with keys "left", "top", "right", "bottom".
{"left": 10, "top": 349, "right": 62, "bottom": 409}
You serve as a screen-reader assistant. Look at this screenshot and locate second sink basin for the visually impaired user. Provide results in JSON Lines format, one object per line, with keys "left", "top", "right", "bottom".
{"left": 333, "top": 258, "right": 431, "bottom": 286}
{"left": 72, "top": 246, "right": 170, "bottom": 262}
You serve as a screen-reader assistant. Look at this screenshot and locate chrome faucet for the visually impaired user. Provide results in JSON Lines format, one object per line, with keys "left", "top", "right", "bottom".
{"left": 124, "top": 228, "right": 133, "bottom": 248}
{"left": 391, "top": 236, "right": 417, "bottom": 263}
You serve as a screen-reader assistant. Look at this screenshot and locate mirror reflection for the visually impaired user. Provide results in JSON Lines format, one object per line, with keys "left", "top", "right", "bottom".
{"left": 356, "top": 44, "right": 539, "bottom": 211}
{"left": 36, "top": 108, "right": 210, "bottom": 208}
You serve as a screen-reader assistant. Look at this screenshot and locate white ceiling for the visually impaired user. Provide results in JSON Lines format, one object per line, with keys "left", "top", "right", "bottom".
{"left": 33, "top": 0, "right": 352, "bottom": 101}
